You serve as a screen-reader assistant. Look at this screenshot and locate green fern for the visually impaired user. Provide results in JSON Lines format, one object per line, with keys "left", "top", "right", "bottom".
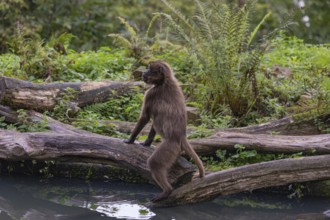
{"left": 78, "top": 93, "right": 143, "bottom": 122}
{"left": 159, "top": 0, "right": 296, "bottom": 119}
{"left": 146, "top": 14, "right": 161, "bottom": 38}
{"left": 160, "top": 0, "right": 192, "bottom": 30}
{"left": 108, "top": 16, "right": 161, "bottom": 66}
{"left": 108, "top": 33, "right": 132, "bottom": 49}
{"left": 82, "top": 102, "right": 110, "bottom": 116}
{"left": 117, "top": 16, "right": 138, "bottom": 40}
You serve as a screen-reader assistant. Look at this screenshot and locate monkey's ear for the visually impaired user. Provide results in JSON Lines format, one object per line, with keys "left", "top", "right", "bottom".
{"left": 159, "top": 66, "right": 165, "bottom": 74}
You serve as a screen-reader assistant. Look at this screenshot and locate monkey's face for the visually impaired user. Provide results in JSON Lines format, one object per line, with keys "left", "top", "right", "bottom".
{"left": 142, "top": 63, "right": 165, "bottom": 85}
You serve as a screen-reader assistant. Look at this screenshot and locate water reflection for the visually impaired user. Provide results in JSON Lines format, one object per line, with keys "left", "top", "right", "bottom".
{"left": 0, "top": 176, "right": 330, "bottom": 220}
{"left": 87, "top": 201, "right": 155, "bottom": 219}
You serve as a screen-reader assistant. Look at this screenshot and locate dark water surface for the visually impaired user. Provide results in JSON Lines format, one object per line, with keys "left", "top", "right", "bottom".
{"left": 0, "top": 176, "right": 329, "bottom": 220}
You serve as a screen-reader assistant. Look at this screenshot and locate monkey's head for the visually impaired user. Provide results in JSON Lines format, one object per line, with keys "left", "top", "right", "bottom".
{"left": 142, "top": 60, "right": 173, "bottom": 85}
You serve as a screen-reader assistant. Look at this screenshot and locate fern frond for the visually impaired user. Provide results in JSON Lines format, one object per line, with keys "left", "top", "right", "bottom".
{"left": 247, "top": 11, "right": 271, "bottom": 47}
{"left": 193, "top": 0, "right": 213, "bottom": 41}
{"left": 82, "top": 102, "right": 109, "bottom": 114}
{"left": 263, "top": 8, "right": 300, "bottom": 41}
{"left": 117, "top": 17, "right": 138, "bottom": 41}
{"left": 146, "top": 14, "right": 161, "bottom": 38}
{"left": 155, "top": 12, "right": 191, "bottom": 44}
{"left": 108, "top": 34, "right": 132, "bottom": 49}
{"left": 160, "top": 0, "right": 193, "bottom": 30}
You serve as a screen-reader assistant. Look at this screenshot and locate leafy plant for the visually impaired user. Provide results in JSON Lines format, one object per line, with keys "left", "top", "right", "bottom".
{"left": 0, "top": 117, "right": 8, "bottom": 128}
{"left": 64, "top": 47, "right": 135, "bottom": 81}
{"left": 257, "top": 33, "right": 330, "bottom": 122}
{"left": 78, "top": 93, "right": 143, "bottom": 122}
{"left": 158, "top": 0, "right": 296, "bottom": 120}
{"left": 2, "top": 27, "right": 134, "bottom": 82}
{"left": 108, "top": 16, "right": 159, "bottom": 66}
{"left": 187, "top": 127, "right": 213, "bottom": 139}
{"left": 203, "top": 144, "right": 303, "bottom": 171}
{"left": 51, "top": 87, "right": 78, "bottom": 122}
{"left": 8, "top": 26, "right": 73, "bottom": 81}
{"left": 2, "top": 109, "right": 49, "bottom": 132}
{"left": 262, "top": 33, "right": 330, "bottom": 72}
{"left": 73, "top": 115, "right": 119, "bottom": 137}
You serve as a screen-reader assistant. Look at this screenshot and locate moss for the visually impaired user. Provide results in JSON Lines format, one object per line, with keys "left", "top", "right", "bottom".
{"left": 0, "top": 160, "right": 147, "bottom": 183}
{"left": 306, "top": 180, "right": 330, "bottom": 197}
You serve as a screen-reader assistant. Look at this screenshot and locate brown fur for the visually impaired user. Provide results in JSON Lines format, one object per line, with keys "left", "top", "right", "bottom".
{"left": 124, "top": 60, "right": 205, "bottom": 202}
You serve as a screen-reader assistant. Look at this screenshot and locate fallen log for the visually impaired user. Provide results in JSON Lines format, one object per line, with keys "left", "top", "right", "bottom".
{"left": 154, "top": 154, "right": 330, "bottom": 207}
{"left": 191, "top": 131, "right": 330, "bottom": 155}
{"left": 0, "top": 76, "right": 144, "bottom": 111}
{"left": 1, "top": 105, "right": 330, "bottom": 155}
{"left": 0, "top": 105, "right": 93, "bottom": 136}
{"left": 101, "top": 115, "right": 329, "bottom": 136}
{"left": 224, "top": 115, "right": 325, "bottom": 135}
{"left": 0, "top": 130, "right": 196, "bottom": 184}
{"left": 1, "top": 129, "right": 330, "bottom": 206}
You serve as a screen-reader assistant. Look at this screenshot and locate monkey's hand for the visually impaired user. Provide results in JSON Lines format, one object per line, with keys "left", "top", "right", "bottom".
{"left": 123, "top": 139, "right": 135, "bottom": 144}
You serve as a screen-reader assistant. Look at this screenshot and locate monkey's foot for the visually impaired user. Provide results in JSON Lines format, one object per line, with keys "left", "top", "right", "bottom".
{"left": 123, "top": 139, "right": 134, "bottom": 144}
{"left": 139, "top": 141, "right": 151, "bottom": 147}
{"left": 151, "top": 191, "right": 172, "bottom": 202}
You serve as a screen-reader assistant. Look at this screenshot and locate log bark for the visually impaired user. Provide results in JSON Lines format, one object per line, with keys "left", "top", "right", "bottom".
{"left": 102, "top": 115, "right": 326, "bottom": 136}
{"left": 0, "top": 130, "right": 196, "bottom": 184}
{"left": 1, "top": 129, "right": 330, "bottom": 206}
{"left": 1, "top": 107, "right": 330, "bottom": 206}
{"left": 0, "top": 105, "right": 93, "bottom": 136}
{"left": 154, "top": 154, "right": 330, "bottom": 207}
{"left": 0, "top": 76, "right": 144, "bottom": 111}
{"left": 1, "top": 105, "right": 330, "bottom": 155}
{"left": 191, "top": 131, "right": 330, "bottom": 155}
{"left": 225, "top": 115, "right": 325, "bottom": 135}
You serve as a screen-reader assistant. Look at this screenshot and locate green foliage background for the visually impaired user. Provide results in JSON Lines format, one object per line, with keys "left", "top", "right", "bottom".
{"left": 0, "top": 0, "right": 329, "bottom": 129}
{"left": 1, "top": 0, "right": 329, "bottom": 53}
{"left": 0, "top": 0, "right": 330, "bottom": 174}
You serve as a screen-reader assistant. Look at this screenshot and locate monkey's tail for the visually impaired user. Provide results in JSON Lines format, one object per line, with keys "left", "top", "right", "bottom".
{"left": 181, "top": 138, "right": 205, "bottom": 178}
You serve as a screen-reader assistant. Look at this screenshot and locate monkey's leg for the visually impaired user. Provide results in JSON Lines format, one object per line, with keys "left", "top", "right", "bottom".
{"left": 150, "top": 170, "right": 172, "bottom": 202}
{"left": 141, "top": 125, "right": 156, "bottom": 147}
{"left": 147, "top": 141, "right": 180, "bottom": 202}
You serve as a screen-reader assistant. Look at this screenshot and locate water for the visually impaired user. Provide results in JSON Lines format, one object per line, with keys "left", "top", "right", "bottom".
{"left": 0, "top": 176, "right": 329, "bottom": 220}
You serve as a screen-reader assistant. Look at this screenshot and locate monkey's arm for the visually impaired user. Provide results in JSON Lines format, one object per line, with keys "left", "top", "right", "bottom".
{"left": 124, "top": 113, "right": 150, "bottom": 144}
{"left": 141, "top": 125, "right": 156, "bottom": 147}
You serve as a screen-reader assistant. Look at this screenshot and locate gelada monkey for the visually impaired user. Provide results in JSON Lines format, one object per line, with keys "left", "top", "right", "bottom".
{"left": 124, "top": 60, "right": 205, "bottom": 202}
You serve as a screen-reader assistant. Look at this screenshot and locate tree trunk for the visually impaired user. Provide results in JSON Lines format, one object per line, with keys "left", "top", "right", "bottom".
{"left": 0, "top": 130, "right": 196, "bottom": 184}
{"left": 1, "top": 75, "right": 330, "bottom": 207}
{"left": 0, "top": 76, "right": 144, "bottom": 111}
{"left": 191, "top": 131, "right": 330, "bottom": 155}
{"left": 225, "top": 115, "right": 325, "bottom": 135}
{"left": 1, "top": 129, "right": 330, "bottom": 206}
{"left": 1, "top": 105, "right": 330, "bottom": 155}
{"left": 154, "top": 154, "right": 330, "bottom": 207}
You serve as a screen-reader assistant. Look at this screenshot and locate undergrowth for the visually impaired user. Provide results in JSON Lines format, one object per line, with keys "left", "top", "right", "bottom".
{"left": 158, "top": 0, "right": 296, "bottom": 120}
{"left": 203, "top": 144, "right": 304, "bottom": 171}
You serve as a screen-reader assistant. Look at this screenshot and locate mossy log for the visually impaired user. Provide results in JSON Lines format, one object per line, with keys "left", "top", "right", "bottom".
{"left": 95, "top": 114, "right": 329, "bottom": 136}
{"left": 0, "top": 129, "right": 195, "bottom": 185}
{"left": 154, "top": 154, "right": 330, "bottom": 207}
{"left": 191, "top": 131, "right": 330, "bottom": 155}
{"left": 86, "top": 116, "right": 326, "bottom": 136}
{"left": 1, "top": 129, "right": 330, "bottom": 206}
{"left": 2, "top": 106, "right": 330, "bottom": 206}
{"left": 225, "top": 115, "right": 325, "bottom": 135}
{"left": 0, "top": 76, "right": 144, "bottom": 111}
{"left": 1, "top": 105, "right": 330, "bottom": 156}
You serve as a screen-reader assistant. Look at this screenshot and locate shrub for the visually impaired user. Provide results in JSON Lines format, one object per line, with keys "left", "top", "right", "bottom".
{"left": 158, "top": 0, "right": 295, "bottom": 119}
